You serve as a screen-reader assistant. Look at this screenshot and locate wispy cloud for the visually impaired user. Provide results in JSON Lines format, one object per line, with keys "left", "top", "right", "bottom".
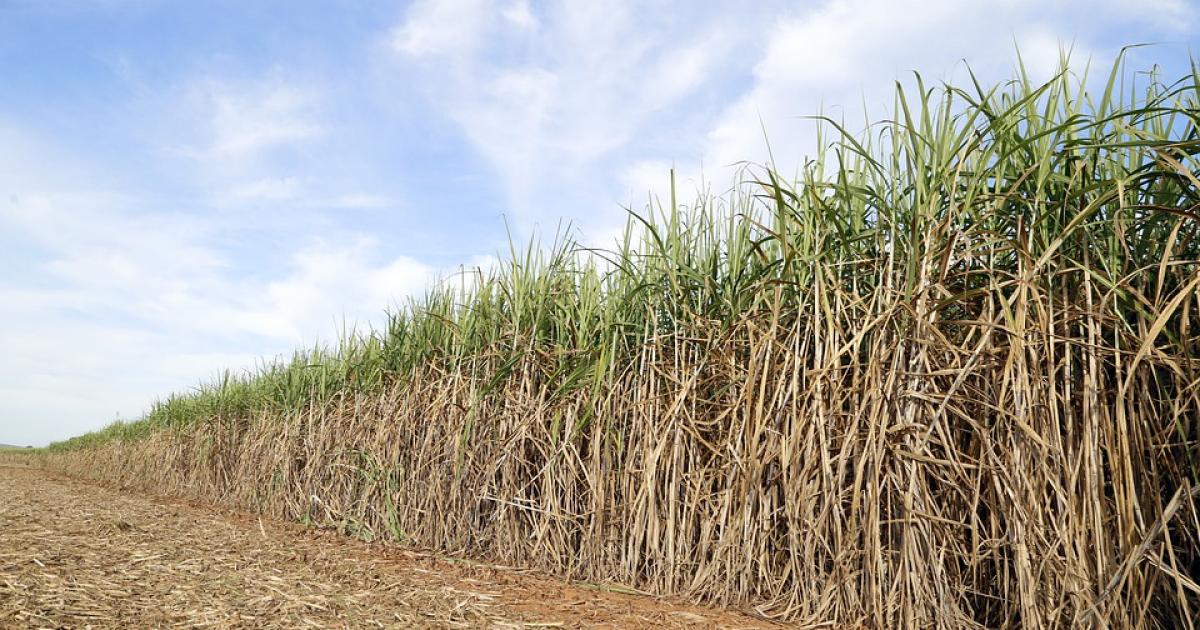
{"left": 226, "top": 176, "right": 304, "bottom": 202}
{"left": 162, "top": 74, "right": 324, "bottom": 163}
{"left": 201, "top": 79, "right": 324, "bottom": 159}
{"left": 704, "top": 0, "right": 1196, "bottom": 176}
{"left": 388, "top": 0, "right": 741, "bottom": 235}
{"left": 390, "top": 0, "right": 494, "bottom": 59}
{"left": 500, "top": 0, "right": 538, "bottom": 30}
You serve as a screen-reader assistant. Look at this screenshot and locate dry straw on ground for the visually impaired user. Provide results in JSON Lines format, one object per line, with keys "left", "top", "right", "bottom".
{"left": 30, "top": 54, "right": 1200, "bottom": 627}
{"left": 0, "top": 465, "right": 773, "bottom": 629}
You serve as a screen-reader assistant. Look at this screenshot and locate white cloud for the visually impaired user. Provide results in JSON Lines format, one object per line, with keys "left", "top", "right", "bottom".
{"left": 4, "top": 191, "right": 434, "bottom": 345}
{"left": 222, "top": 184, "right": 395, "bottom": 211}
{"left": 328, "top": 193, "right": 394, "bottom": 209}
{"left": 0, "top": 125, "right": 440, "bottom": 445}
{"left": 1, "top": 195, "right": 442, "bottom": 445}
{"left": 620, "top": 159, "right": 675, "bottom": 204}
{"left": 210, "top": 83, "right": 321, "bottom": 157}
{"left": 704, "top": 0, "right": 1194, "bottom": 177}
{"left": 391, "top": 0, "right": 493, "bottom": 59}
{"left": 165, "top": 76, "right": 323, "bottom": 163}
{"left": 257, "top": 238, "right": 436, "bottom": 341}
{"left": 642, "top": 42, "right": 719, "bottom": 112}
{"left": 388, "top": 0, "right": 739, "bottom": 236}
{"left": 227, "top": 176, "right": 303, "bottom": 201}
{"left": 501, "top": 0, "right": 538, "bottom": 30}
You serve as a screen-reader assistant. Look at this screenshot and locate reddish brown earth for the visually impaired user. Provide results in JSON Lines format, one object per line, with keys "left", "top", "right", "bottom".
{"left": 0, "top": 465, "right": 784, "bottom": 629}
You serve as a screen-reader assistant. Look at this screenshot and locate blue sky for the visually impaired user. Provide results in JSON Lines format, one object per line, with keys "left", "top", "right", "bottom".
{"left": 1, "top": 0, "right": 1196, "bottom": 446}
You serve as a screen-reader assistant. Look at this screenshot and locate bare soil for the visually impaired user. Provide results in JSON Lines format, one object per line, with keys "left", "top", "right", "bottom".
{"left": 0, "top": 465, "right": 781, "bottom": 629}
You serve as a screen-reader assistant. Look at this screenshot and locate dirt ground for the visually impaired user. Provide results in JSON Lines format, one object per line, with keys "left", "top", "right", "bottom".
{"left": 0, "top": 465, "right": 781, "bottom": 629}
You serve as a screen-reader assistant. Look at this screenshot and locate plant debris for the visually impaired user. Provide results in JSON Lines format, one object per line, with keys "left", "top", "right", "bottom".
{"left": 0, "top": 465, "right": 777, "bottom": 629}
